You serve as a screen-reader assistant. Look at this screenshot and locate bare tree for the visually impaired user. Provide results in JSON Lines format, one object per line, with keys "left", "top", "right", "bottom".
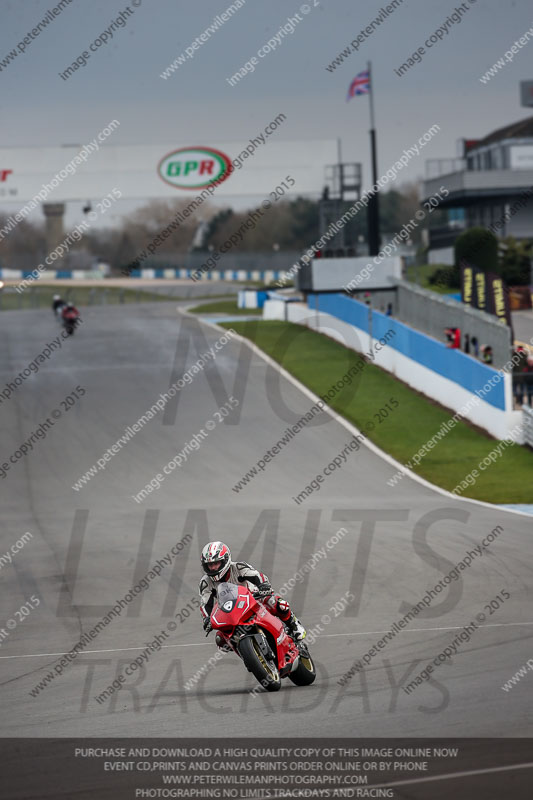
{"left": 0, "top": 216, "right": 47, "bottom": 270}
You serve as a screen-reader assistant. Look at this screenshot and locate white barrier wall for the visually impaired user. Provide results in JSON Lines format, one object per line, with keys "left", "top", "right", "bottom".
{"left": 263, "top": 299, "right": 287, "bottom": 319}
{"left": 263, "top": 299, "right": 523, "bottom": 442}
{"left": 298, "top": 256, "right": 403, "bottom": 292}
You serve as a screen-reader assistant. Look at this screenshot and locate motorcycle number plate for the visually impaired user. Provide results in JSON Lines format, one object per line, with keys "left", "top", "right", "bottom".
{"left": 223, "top": 601, "right": 233, "bottom": 611}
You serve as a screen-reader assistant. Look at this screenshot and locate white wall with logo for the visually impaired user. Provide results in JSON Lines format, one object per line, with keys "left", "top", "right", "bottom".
{"left": 0, "top": 139, "right": 338, "bottom": 203}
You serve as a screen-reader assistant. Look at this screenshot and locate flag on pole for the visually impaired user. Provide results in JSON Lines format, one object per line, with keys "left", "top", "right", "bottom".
{"left": 347, "top": 70, "right": 370, "bottom": 100}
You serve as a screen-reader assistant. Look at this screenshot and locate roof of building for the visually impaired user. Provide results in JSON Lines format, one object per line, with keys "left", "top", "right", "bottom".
{"left": 476, "top": 115, "right": 533, "bottom": 147}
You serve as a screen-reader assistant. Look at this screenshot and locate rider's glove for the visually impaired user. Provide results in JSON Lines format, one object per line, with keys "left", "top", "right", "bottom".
{"left": 203, "top": 617, "right": 212, "bottom": 633}
{"left": 254, "top": 581, "right": 273, "bottom": 597}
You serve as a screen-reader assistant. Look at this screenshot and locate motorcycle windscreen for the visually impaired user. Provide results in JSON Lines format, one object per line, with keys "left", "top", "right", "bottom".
{"left": 216, "top": 581, "right": 239, "bottom": 613}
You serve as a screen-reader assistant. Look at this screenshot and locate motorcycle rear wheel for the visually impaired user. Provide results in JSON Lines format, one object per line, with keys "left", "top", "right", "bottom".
{"left": 239, "top": 636, "right": 281, "bottom": 692}
{"left": 289, "top": 650, "right": 316, "bottom": 686}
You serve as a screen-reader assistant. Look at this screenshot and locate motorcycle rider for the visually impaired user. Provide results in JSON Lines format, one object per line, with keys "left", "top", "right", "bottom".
{"left": 199, "top": 541, "right": 306, "bottom": 649}
{"left": 52, "top": 294, "right": 66, "bottom": 315}
{"left": 61, "top": 302, "right": 80, "bottom": 329}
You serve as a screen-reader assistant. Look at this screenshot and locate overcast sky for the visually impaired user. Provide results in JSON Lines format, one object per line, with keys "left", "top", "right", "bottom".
{"left": 1, "top": 0, "right": 532, "bottom": 228}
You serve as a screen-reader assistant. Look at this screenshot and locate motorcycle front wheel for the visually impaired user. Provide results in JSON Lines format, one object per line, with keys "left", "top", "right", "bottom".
{"left": 239, "top": 636, "right": 281, "bottom": 692}
{"left": 289, "top": 648, "right": 316, "bottom": 686}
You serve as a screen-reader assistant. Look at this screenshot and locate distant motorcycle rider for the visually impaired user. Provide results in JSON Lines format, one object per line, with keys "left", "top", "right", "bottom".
{"left": 61, "top": 302, "right": 80, "bottom": 322}
{"left": 52, "top": 294, "right": 66, "bottom": 315}
{"left": 61, "top": 302, "right": 80, "bottom": 334}
{"left": 199, "top": 541, "right": 306, "bottom": 648}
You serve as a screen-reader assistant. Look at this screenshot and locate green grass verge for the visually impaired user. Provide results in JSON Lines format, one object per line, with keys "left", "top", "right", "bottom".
{"left": 188, "top": 300, "right": 262, "bottom": 316}
{"left": 220, "top": 320, "right": 533, "bottom": 504}
{"left": 405, "top": 263, "right": 457, "bottom": 294}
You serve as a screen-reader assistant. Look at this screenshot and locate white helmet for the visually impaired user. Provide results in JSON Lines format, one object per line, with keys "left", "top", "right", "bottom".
{"left": 201, "top": 541, "right": 231, "bottom": 582}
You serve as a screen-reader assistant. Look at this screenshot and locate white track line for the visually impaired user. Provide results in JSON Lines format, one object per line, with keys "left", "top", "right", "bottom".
{"left": 319, "top": 620, "right": 533, "bottom": 636}
{"left": 0, "top": 642, "right": 209, "bottom": 660}
{"left": 2, "top": 621, "right": 531, "bottom": 660}
{"left": 190, "top": 309, "right": 533, "bottom": 520}
{"left": 267, "top": 762, "right": 533, "bottom": 800}
{"left": 369, "top": 761, "right": 533, "bottom": 790}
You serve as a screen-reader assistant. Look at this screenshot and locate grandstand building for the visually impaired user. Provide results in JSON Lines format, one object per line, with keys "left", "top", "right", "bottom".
{"left": 422, "top": 115, "right": 533, "bottom": 265}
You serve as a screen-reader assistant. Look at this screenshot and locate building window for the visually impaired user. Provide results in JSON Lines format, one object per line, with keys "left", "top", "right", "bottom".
{"left": 492, "top": 146, "right": 503, "bottom": 169}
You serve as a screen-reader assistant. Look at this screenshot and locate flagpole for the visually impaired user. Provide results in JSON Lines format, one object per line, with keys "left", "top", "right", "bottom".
{"left": 368, "top": 59, "right": 376, "bottom": 131}
{"left": 367, "top": 60, "right": 380, "bottom": 256}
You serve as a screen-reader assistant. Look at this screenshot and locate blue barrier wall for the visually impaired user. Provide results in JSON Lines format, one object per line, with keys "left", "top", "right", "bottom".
{"left": 313, "top": 291, "right": 370, "bottom": 333}
{"left": 309, "top": 293, "right": 506, "bottom": 411}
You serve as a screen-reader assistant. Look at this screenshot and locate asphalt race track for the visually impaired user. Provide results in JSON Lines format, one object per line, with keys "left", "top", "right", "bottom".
{"left": 1, "top": 301, "right": 532, "bottom": 741}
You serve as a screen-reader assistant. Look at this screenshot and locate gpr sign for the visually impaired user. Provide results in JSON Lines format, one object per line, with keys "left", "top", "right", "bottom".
{"left": 157, "top": 147, "right": 232, "bottom": 190}
{"left": 0, "top": 139, "right": 337, "bottom": 202}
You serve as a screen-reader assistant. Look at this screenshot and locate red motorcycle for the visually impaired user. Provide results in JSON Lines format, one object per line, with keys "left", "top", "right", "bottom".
{"left": 61, "top": 305, "right": 80, "bottom": 336}
{"left": 208, "top": 582, "right": 316, "bottom": 692}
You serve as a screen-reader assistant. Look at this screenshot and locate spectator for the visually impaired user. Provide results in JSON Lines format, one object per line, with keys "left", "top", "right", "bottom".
{"left": 481, "top": 345, "right": 493, "bottom": 365}
{"left": 445, "top": 327, "right": 461, "bottom": 349}
{"left": 525, "top": 355, "right": 533, "bottom": 406}
{"left": 471, "top": 336, "right": 479, "bottom": 358}
{"left": 386, "top": 303, "right": 393, "bottom": 316}
{"left": 513, "top": 347, "right": 528, "bottom": 406}
{"left": 464, "top": 333, "right": 470, "bottom": 354}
